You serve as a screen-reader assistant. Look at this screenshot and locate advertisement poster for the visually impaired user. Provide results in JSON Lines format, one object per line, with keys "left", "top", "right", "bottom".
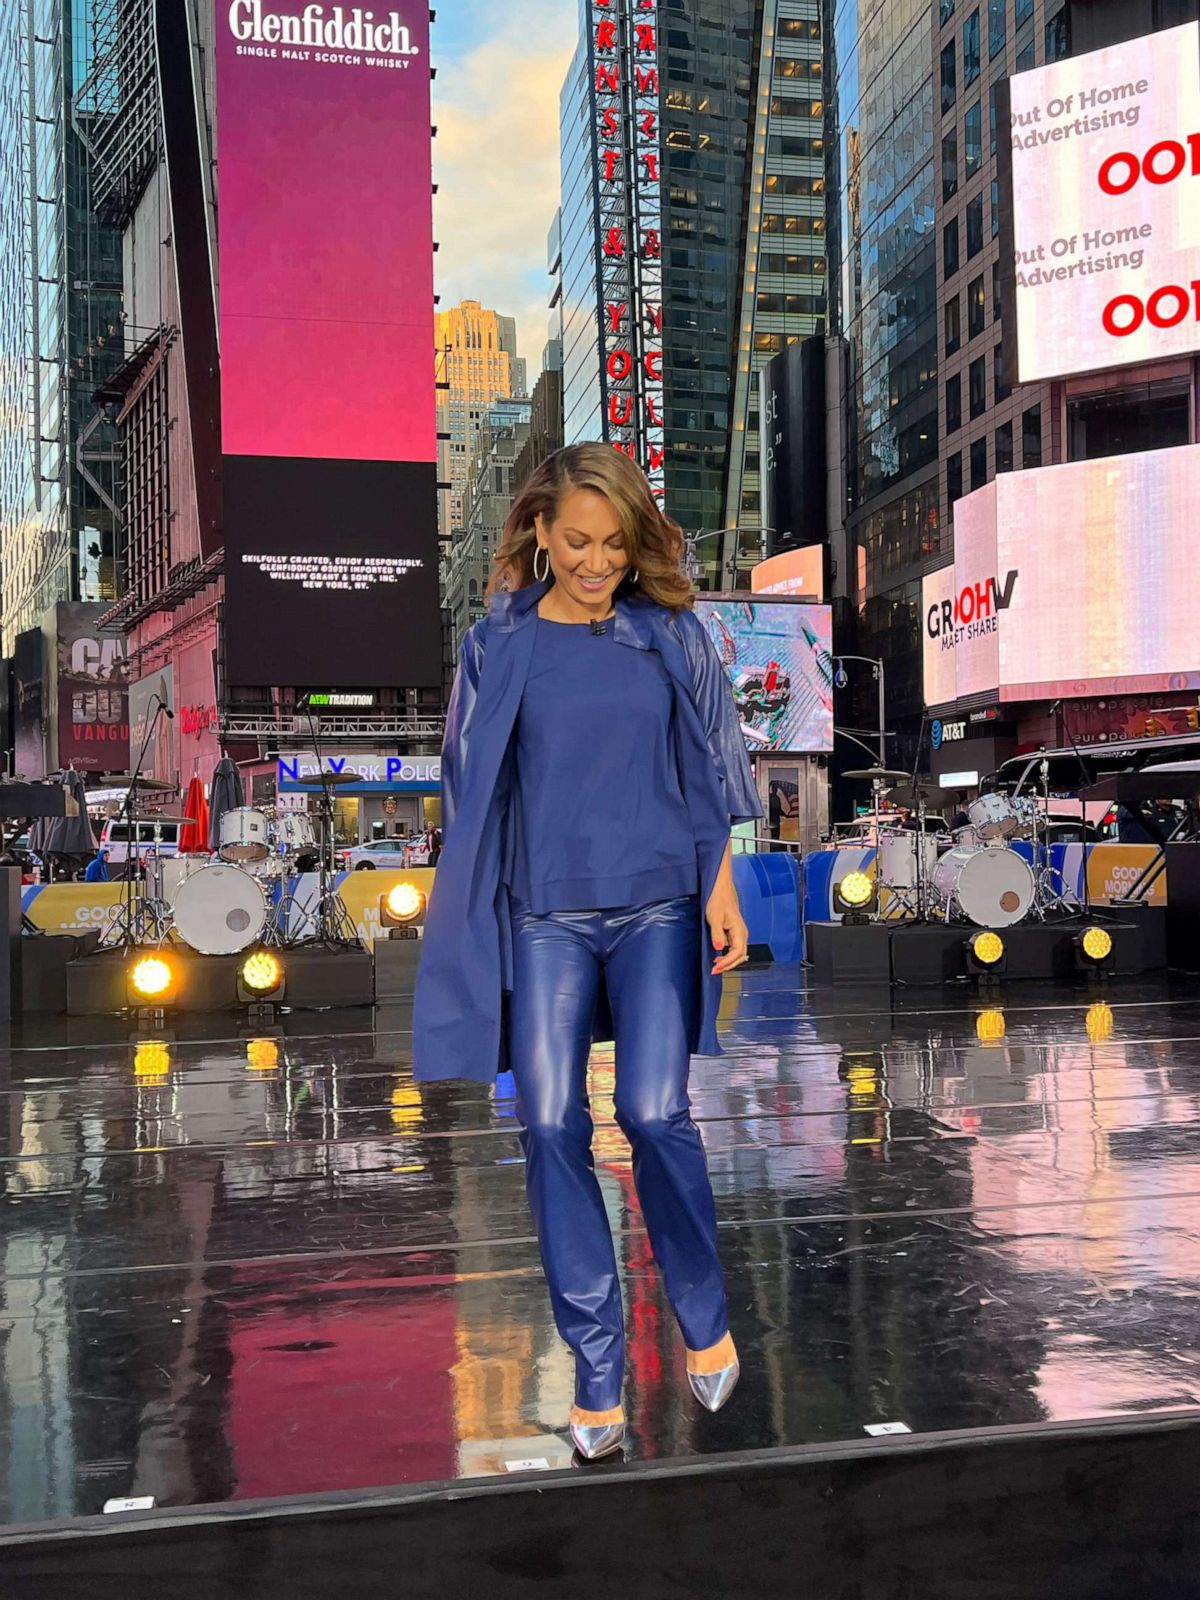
{"left": 128, "top": 664, "right": 176, "bottom": 784}
{"left": 55, "top": 603, "right": 129, "bottom": 772}
{"left": 215, "top": 0, "right": 441, "bottom": 689}
{"left": 1011, "top": 21, "right": 1200, "bottom": 381}
{"left": 694, "top": 598, "right": 834, "bottom": 754}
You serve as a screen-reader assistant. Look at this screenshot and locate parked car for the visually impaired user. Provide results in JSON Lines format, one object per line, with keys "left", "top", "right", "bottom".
{"left": 99, "top": 817, "right": 182, "bottom": 866}
{"left": 336, "top": 837, "right": 430, "bottom": 871}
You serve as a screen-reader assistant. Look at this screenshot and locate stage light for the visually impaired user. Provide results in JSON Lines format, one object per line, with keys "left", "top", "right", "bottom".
{"left": 380, "top": 879, "right": 427, "bottom": 938}
{"left": 834, "top": 870, "right": 876, "bottom": 924}
{"left": 130, "top": 955, "right": 174, "bottom": 1001}
{"left": 1076, "top": 925, "right": 1115, "bottom": 972}
{"left": 1086, "top": 1001, "right": 1115, "bottom": 1042}
{"left": 245, "top": 1037, "right": 281, "bottom": 1071}
{"left": 239, "top": 950, "right": 284, "bottom": 995}
{"left": 976, "top": 1008, "right": 1007, "bottom": 1043}
{"left": 966, "top": 930, "right": 1006, "bottom": 975}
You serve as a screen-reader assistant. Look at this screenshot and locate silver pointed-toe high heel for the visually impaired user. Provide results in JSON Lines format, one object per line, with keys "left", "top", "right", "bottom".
{"left": 569, "top": 1418, "right": 626, "bottom": 1461}
{"left": 687, "top": 1360, "right": 740, "bottom": 1413}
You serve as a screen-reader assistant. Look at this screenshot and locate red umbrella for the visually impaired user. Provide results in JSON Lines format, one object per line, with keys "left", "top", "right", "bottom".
{"left": 178, "top": 775, "right": 211, "bottom": 855}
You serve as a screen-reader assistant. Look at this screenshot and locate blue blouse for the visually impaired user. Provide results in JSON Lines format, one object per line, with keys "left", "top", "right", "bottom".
{"left": 506, "top": 616, "right": 700, "bottom": 913}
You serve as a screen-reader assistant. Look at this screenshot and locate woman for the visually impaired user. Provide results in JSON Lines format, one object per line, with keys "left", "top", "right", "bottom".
{"left": 412, "top": 444, "right": 763, "bottom": 1460}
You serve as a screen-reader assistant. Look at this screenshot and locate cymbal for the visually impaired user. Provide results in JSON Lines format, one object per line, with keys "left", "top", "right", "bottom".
{"left": 127, "top": 813, "right": 191, "bottom": 825}
{"left": 843, "top": 767, "right": 911, "bottom": 782}
{"left": 294, "top": 771, "right": 362, "bottom": 786}
{"left": 885, "top": 782, "right": 944, "bottom": 808}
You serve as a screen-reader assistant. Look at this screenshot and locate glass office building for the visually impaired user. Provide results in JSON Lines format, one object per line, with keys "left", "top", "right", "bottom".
{"left": 560, "top": 0, "right": 828, "bottom": 580}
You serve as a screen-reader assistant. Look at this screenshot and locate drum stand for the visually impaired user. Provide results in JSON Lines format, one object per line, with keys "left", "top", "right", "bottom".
{"left": 284, "top": 708, "right": 362, "bottom": 950}
{"left": 1027, "top": 762, "right": 1072, "bottom": 919}
{"left": 100, "top": 823, "right": 174, "bottom": 949}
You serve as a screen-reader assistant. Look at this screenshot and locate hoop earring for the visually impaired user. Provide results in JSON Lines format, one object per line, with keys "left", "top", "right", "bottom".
{"left": 629, "top": 567, "right": 639, "bottom": 585}
{"left": 533, "top": 546, "right": 549, "bottom": 582}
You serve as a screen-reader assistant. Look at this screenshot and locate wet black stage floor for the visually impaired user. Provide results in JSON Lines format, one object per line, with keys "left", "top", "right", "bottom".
{"left": 3, "top": 968, "right": 1200, "bottom": 1523}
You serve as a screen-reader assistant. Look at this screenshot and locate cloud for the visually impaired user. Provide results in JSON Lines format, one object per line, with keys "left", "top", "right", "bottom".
{"left": 432, "top": 3, "right": 578, "bottom": 371}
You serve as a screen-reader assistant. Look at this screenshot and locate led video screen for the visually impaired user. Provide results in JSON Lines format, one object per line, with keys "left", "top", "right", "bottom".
{"left": 215, "top": 1, "right": 441, "bottom": 688}
{"left": 923, "top": 444, "right": 1200, "bottom": 706}
{"left": 1010, "top": 21, "right": 1200, "bottom": 382}
{"left": 694, "top": 598, "right": 833, "bottom": 754}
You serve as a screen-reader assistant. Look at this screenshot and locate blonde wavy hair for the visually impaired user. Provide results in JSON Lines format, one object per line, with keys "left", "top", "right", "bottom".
{"left": 485, "top": 443, "right": 695, "bottom": 612}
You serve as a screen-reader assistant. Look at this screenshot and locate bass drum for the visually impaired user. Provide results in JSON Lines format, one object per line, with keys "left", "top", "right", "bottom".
{"left": 932, "top": 845, "right": 1035, "bottom": 928}
{"left": 172, "top": 863, "right": 267, "bottom": 955}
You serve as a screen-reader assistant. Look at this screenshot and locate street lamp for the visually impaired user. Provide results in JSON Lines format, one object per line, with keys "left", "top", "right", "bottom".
{"left": 833, "top": 654, "right": 887, "bottom": 768}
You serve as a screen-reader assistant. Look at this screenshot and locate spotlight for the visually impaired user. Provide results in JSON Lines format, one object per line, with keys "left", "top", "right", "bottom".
{"left": 380, "top": 879, "right": 427, "bottom": 938}
{"left": 966, "top": 930, "right": 1006, "bottom": 975}
{"left": 1075, "top": 925, "right": 1114, "bottom": 973}
{"left": 976, "top": 1007, "right": 1006, "bottom": 1044}
{"left": 128, "top": 954, "right": 176, "bottom": 1010}
{"left": 834, "top": 869, "right": 876, "bottom": 923}
{"left": 237, "top": 949, "right": 285, "bottom": 1008}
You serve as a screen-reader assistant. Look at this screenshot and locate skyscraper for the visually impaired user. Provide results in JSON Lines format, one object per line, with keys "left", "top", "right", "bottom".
{"left": 558, "top": 0, "right": 828, "bottom": 585}
{"left": 435, "top": 300, "right": 527, "bottom": 538}
{"left": 0, "top": 0, "right": 123, "bottom": 656}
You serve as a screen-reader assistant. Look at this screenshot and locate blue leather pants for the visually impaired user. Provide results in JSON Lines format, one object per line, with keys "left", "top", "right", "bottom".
{"left": 508, "top": 892, "right": 728, "bottom": 1412}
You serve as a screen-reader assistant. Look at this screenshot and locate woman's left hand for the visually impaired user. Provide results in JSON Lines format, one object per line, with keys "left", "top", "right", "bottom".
{"left": 706, "top": 888, "right": 749, "bottom": 975}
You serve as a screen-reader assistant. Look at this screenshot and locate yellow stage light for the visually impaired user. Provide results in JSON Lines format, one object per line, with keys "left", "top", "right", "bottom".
{"left": 383, "top": 880, "right": 426, "bottom": 924}
{"left": 970, "top": 931, "right": 1005, "bottom": 967}
{"left": 240, "top": 950, "right": 283, "bottom": 995}
{"left": 976, "top": 1008, "right": 1006, "bottom": 1043}
{"left": 130, "top": 955, "right": 173, "bottom": 999}
{"left": 1081, "top": 926, "right": 1114, "bottom": 964}
{"left": 246, "top": 1037, "right": 281, "bottom": 1071}
{"left": 1086, "top": 1001, "right": 1115, "bottom": 1042}
{"left": 134, "top": 1040, "right": 171, "bottom": 1077}
{"left": 836, "top": 870, "right": 874, "bottom": 908}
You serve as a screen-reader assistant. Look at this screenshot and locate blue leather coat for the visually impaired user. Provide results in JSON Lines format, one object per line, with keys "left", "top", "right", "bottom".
{"left": 411, "top": 574, "right": 763, "bottom": 1083}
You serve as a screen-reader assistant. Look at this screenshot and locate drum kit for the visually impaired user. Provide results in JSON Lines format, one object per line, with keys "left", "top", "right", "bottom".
{"left": 843, "top": 768, "right": 1068, "bottom": 931}
{"left": 101, "top": 774, "right": 361, "bottom": 955}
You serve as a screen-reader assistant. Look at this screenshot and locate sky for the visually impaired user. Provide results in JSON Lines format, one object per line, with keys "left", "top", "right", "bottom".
{"left": 432, "top": 0, "right": 579, "bottom": 373}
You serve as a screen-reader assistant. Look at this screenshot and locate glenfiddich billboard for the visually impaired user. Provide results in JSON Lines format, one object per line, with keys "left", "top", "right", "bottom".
{"left": 215, "top": 0, "right": 442, "bottom": 689}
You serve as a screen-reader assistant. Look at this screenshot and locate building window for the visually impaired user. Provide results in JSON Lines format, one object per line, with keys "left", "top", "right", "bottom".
{"left": 943, "top": 217, "right": 960, "bottom": 278}
{"left": 1045, "top": 6, "right": 1068, "bottom": 62}
{"left": 941, "top": 41, "right": 956, "bottom": 113}
{"left": 942, "top": 128, "right": 958, "bottom": 200}
{"left": 968, "top": 273, "right": 986, "bottom": 338}
{"left": 1015, "top": 0, "right": 1033, "bottom": 26}
{"left": 947, "top": 451, "right": 963, "bottom": 507}
{"left": 1016, "top": 36, "right": 1034, "bottom": 69}
{"left": 966, "top": 193, "right": 984, "bottom": 258}
{"left": 1022, "top": 404, "right": 1042, "bottom": 467}
{"left": 964, "top": 101, "right": 982, "bottom": 176}
{"left": 992, "top": 261, "right": 1002, "bottom": 321}
{"left": 940, "top": 0, "right": 956, "bottom": 21}
{"left": 969, "top": 355, "right": 987, "bottom": 417}
{"left": 945, "top": 295, "right": 961, "bottom": 354}
{"left": 996, "top": 420, "right": 1014, "bottom": 472}
{"left": 989, "top": 83, "right": 1000, "bottom": 156}
{"left": 994, "top": 341, "right": 1010, "bottom": 399}
{"left": 963, "top": 9, "right": 981, "bottom": 85}
{"left": 988, "top": 0, "right": 1006, "bottom": 59}
{"left": 970, "top": 435, "right": 988, "bottom": 489}
{"left": 946, "top": 373, "right": 962, "bottom": 432}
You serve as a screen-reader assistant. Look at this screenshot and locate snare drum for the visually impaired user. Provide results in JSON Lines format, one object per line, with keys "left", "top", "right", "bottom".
{"left": 218, "top": 806, "right": 271, "bottom": 863}
{"left": 965, "top": 792, "right": 1019, "bottom": 841}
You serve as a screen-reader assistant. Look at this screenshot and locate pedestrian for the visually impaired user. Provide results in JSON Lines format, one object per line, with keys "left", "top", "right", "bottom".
{"left": 427, "top": 824, "right": 442, "bottom": 866}
{"left": 413, "top": 443, "right": 763, "bottom": 1460}
{"left": 84, "top": 846, "right": 109, "bottom": 883}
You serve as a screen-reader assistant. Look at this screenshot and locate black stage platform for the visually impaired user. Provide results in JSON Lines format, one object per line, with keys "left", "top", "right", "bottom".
{"left": 0, "top": 971, "right": 1198, "bottom": 1595}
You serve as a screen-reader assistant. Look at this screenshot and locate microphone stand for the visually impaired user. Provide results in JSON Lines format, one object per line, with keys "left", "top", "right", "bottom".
{"left": 1055, "top": 698, "right": 1096, "bottom": 922}
{"left": 103, "top": 697, "right": 170, "bottom": 949}
{"left": 294, "top": 693, "right": 359, "bottom": 949}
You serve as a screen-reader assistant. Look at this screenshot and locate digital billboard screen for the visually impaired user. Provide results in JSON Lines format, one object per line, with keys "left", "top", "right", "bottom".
{"left": 1010, "top": 20, "right": 1200, "bottom": 382}
{"left": 923, "top": 444, "right": 1200, "bottom": 707}
{"left": 215, "top": 1, "right": 441, "bottom": 689}
{"left": 694, "top": 597, "right": 833, "bottom": 754}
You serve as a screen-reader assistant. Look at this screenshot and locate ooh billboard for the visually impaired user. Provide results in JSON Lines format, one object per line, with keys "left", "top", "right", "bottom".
{"left": 128, "top": 665, "right": 176, "bottom": 785}
{"left": 693, "top": 597, "right": 833, "bottom": 754}
{"left": 54, "top": 604, "right": 129, "bottom": 773}
{"left": 924, "top": 444, "right": 1200, "bottom": 707}
{"left": 215, "top": 1, "right": 441, "bottom": 689}
{"left": 1010, "top": 21, "right": 1200, "bottom": 382}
